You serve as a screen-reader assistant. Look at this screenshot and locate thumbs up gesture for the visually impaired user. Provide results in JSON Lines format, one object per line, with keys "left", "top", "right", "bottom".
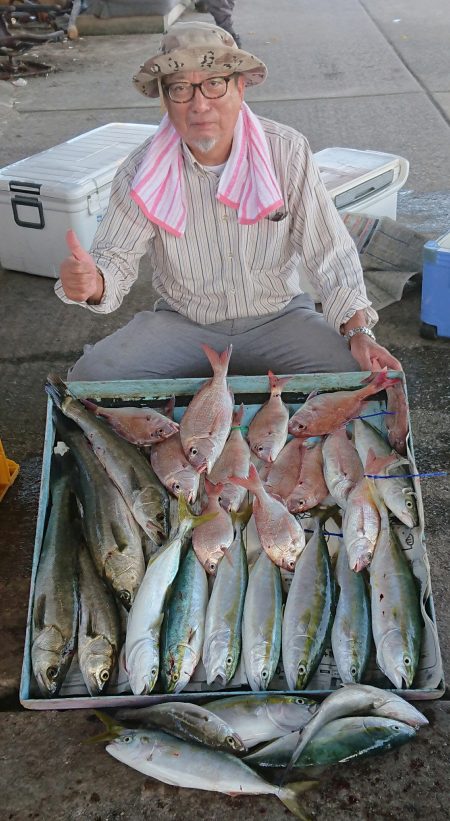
{"left": 59, "top": 229, "right": 104, "bottom": 303}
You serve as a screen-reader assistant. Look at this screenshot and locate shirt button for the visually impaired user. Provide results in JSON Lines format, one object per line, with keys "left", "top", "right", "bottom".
{"left": 222, "top": 214, "right": 229, "bottom": 221}
{"left": 228, "top": 253, "right": 233, "bottom": 259}
{"left": 229, "top": 287, "right": 235, "bottom": 294}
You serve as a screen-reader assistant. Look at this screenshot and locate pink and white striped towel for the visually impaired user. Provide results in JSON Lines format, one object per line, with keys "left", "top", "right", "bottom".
{"left": 131, "top": 102, "right": 284, "bottom": 237}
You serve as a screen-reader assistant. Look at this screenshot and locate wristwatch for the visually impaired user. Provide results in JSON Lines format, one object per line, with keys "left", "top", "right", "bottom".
{"left": 343, "top": 326, "right": 377, "bottom": 346}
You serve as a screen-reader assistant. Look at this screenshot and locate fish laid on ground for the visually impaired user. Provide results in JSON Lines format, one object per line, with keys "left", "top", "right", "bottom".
{"left": 247, "top": 371, "right": 292, "bottom": 463}
{"left": 106, "top": 729, "right": 315, "bottom": 818}
{"left": 263, "top": 437, "right": 304, "bottom": 502}
{"left": 150, "top": 432, "right": 200, "bottom": 503}
{"left": 192, "top": 478, "right": 234, "bottom": 575}
{"left": 54, "top": 411, "right": 145, "bottom": 610}
{"left": 282, "top": 523, "right": 334, "bottom": 690}
{"left": 46, "top": 374, "right": 170, "bottom": 545}
{"left": 353, "top": 418, "right": 418, "bottom": 528}
{"left": 161, "top": 547, "right": 208, "bottom": 693}
{"left": 244, "top": 716, "right": 416, "bottom": 769}
{"left": 125, "top": 496, "right": 215, "bottom": 695}
{"left": 31, "top": 454, "right": 79, "bottom": 697}
{"left": 342, "top": 476, "right": 380, "bottom": 572}
{"left": 385, "top": 380, "right": 409, "bottom": 455}
{"left": 80, "top": 396, "right": 179, "bottom": 446}
{"left": 206, "top": 694, "right": 318, "bottom": 748}
{"left": 179, "top": 344, "right": 234, "bottom": 474}
{"left": 242, "top": 549, "right": 283, "bottom": 691}
{"left": 230, "top": 464, "right": 305, "bottom": 571}
{"left": 322, "top": 428, "right": 364, "bottom": 509}
{"left": 370, "top": 504, "right": 423, "bottom": 689}
{"left": 288, "top": 371, "right": 401, "bottom": 438}
{"left": 285, "top": 683, "right": 428, "bottom": 772}
{"left": 115, "top": 702, "right": 246, "bottom": 752}
{"left": 78, "top": 543, "right": 121, "bottom": 696}
{"left": 286, "top": 439, "right": 329, "bottom": 513}
{"left": 208, "top": 404, "right": 251, "bottom": 512}
{"left": 202, "top": 520, "right": 248, "bottom": 685}
{"left": 331, "top": 542, "right": 371, "bottom": 684}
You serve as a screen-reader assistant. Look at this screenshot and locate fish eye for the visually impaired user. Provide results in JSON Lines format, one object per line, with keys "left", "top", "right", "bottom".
{"left": 100, "top": 669, "right": 110, "bottom": 682}
{"left": 209, "top": 562, "right": 216, "bottom": 572}
{"left": 296, "top": 422, "right": 306, "bottom": 430}
{"left": 121, "top": 735, "right": 133, "bottom": 744}
{"left": 226, "top": 655, "right": 234, "bottom": 667}
{"left": 261, "top": 669, "right": 268, "bottom": 679}
{"left": 47, "top": 666, "right": 58, "bottom": 680}
{"left": 172, "top": 672, "right": 179, "bottom": 682}
{"left": 295, "top": 697, "right": 306, "bottom": 704}
{"left": 350, "top": 665, "right": 358, "bottom": 677}
{"left": 190, "top": 447, "right": 198, "bottom": 456}
{"left": 288, "top": 560, "right": 296, "bottom": 571}
{"left": 257, "top": 445, "right": 264, "bottom": 453}
{"left": 404, "top": 656, "right": 411, "bottom": 666}
{"left": 120, "top": 590, "right": 132, "bottom": 605}
{"left": 173, "top": 482, "right": 181, "bottom": 492}
{"left": 157, "top": 427, "right": 164, "bottom": 435}
{"left": 406, "top": 500, "right": 413, "bottom": 509}
{"left": 151, "top": 666, "right": 158, "bottom": 677}
{"left": 226, "top": 736, "right": 239, "bottom": 749}
{"left": 298, "top": 663, "right": 306, "bottom": 675}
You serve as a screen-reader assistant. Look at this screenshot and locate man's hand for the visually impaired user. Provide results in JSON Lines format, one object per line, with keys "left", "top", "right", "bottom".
{"left": 59, "top": 229, "right": 104, "bottom": 303}
{"left": 349, "top": 333, "right": 402, "bottom": 372}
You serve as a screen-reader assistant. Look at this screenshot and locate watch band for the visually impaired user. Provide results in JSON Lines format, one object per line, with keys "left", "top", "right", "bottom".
{"left": 343, "top": 326, "right": 377, "bottom": 345}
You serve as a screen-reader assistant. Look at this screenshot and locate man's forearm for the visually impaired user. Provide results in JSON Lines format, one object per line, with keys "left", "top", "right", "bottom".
{"left": 86, "top": 268, "right": 105, "bottom": 305}
{"left": 340, "top": 309, "right": 368, "bottom": 336}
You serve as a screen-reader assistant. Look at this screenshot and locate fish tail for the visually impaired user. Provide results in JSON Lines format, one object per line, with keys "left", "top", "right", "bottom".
{"left": 205, "top": 477, "right": 223, "bottom": 496}
{"left": 278, "top": 781, "right": 317, "bottom": 821}
{"left": 232, "top": 403, "right": 245, "bottom": 426}
{"left": 201, "top": 343, "right": 232, "bottom": 375}
{"left": 164, "top": 395, "right": 176, "bottom": 419}
{"left": 178, "top": 493, "right": 218, "bottom": 529}
{"left": 84, "top": 711, "right": 124, "bottom": 744}
{"left": 362, "top": 369, "right": 402, "bottom": 395}
{"left": 268, "top": 370, "right": 292, "bottom": 396}
{"left": 45, "top": 372, "right": 70, "bottom": 409}
{"left": 228, "top": 463, "right": 259, "bottom": 493}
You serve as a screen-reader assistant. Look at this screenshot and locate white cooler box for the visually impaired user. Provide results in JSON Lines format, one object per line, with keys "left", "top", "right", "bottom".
{"left": 0, "top": 128, "right": 408, "bottom": 279}
{"left": 0, "top": 123, "right": 157, "bottom": 278}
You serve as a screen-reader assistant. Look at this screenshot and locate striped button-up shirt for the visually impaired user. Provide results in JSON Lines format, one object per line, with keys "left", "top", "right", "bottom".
{"left": 55, "top": 115, "right": 377, "bottom": 332}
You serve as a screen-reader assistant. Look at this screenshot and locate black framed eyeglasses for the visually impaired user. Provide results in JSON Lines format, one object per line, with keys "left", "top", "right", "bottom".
{"left": 162, "top": 75, "right": 236, "bottom": 104}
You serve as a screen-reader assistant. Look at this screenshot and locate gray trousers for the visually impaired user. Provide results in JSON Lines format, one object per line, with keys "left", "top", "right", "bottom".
{"left": 68, "top": 295, "right": 358, "bottom": 381}
{"left": 205, "top": 0, "right": 236, "bottom": 34}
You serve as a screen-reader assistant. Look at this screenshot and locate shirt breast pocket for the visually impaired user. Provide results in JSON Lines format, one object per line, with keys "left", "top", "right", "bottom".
{"left": 244, "top": 212, "right": 291, "bottom": 271}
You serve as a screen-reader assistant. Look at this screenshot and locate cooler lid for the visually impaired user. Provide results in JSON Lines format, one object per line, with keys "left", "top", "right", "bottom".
{"left": 0, "top": 123, "right": 157, "bottom": 201}
{"left": 314, "top": 147, "right": 409, "bottom": 208}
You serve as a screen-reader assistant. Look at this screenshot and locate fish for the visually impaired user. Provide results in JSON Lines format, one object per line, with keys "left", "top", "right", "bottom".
{"left": 150, "top": 432, "right": 200, "bottom": 503}
{"left": 247, "top": 371, "right": 292, "bottom": 463}
{"left": 160, "top": 547, "right": 208, "bottom": 693}
{"left": 263, "top": 437, "right": 304, "bottom": 502}
{"left": 284, "top": 683, "right": 427, "bottom": 773}
{"left": 80, "top": 396, "right": 179, "bottom": 446}
{"left": 286, "top": 439, "right": 329, "bottom": 513}
{"left": 125, "top": 495, "right": 215, "bottom": 695}
{"left": 179, "top": 344, "right": 234, "bottom": 474}
{"left": 385, "top": 380, "right": 409, "bottom": 455}
{"left": 331, "top": 542, "right": 371, "bottom": 684}
{"left": 353, "top": 419, "right": 418, "bottom": 528}
{"left": 282, "top": 523, "right": 334, "bottom": 689}
{"left": 242, "top": 549, "right": 283, "bottom": 691}
{"left": 78, "top": 543, "right": 121, "bottom": 696}
{"left": 106, "top": 728, "right": 316, "bottom": 817}
{"left": 46, "top": 374, "right": 170, "bottom": 545}
{"left": 208, "top": 404, "right": 251, "bottom": 511}
{"left": 229, "top": 464, "right": 305, "bottom": 571}
{"left": 54, "top": 411, "right": 145, "bottom": 610}
{"left": 288, "top": 370, "right": 401, "bottom": 438}
{"left": 370, "top": 504, "right": 423, "bottom": 688}
{"left": 202, "top": 519, "right": 248, "bottom": 685}
{"left": 31, "top": 454, "right": 79, "bottom": 697}
{"left": 205, "top": 694, "right": 318, "bottom": 748}
{"left": 342, "top": 476, "right": 380, "bottom": 572}
{"left": 322, "top": 428, "right": 364, "bottom": 509}
{"left": 244, "top": 716, "right": 416, "bottom": 769}
{"left": 115, "top": 702, "right": 246, "bottom": 753}
{"left": 192, "top": 478, "right": 234, "bottom": 575}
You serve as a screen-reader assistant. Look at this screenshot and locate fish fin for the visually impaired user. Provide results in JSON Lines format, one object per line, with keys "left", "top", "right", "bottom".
{"left": 305, "top": 389, "right": 319, "bottom": 401}
{"left": 268, "top": 370, "right": 292, "bottom": 396}
{"left": 233, "top": 502, "right": 253, "bottom": 529}
{"left": 33, "top": 594, "right": 47, "bottom": 630}
{"left": 220, "top": 546, "right": 234, "bottom": 566}
{"left": 110, "top": 520, "right": 130, "bottom": 553}
{"left": 84, "top": 611, "right": 97, "bottom": 639}
{"left": 362, "top": 369, "right": 402, "bottom": 393}
{"left": 205, "top": 477, "right": 223, "bottom": 496}
{"left": 80, "top": 398, "right": 99, "bottom": 414}
{"left": 229, "top": 463, "right": 259, "bottom": 492}
{"left": 365, "top": 448, "right": 399, "bottom": 475}
{"left": 279, "top": 781, "right": 318, "bottom": 821}
{"left": 164, "top": 395, "right": 176, "bottom": 419}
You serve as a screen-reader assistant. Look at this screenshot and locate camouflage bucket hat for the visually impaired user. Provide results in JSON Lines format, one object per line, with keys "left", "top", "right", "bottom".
{"left": 133, "top": 21, "right": 267, "bottom": 99}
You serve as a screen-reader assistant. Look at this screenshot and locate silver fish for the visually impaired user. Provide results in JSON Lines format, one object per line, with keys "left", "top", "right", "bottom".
{"left": 31, "top": 454, "right": 79, "bottom": 697}
{"left": 115, "top": 702, "right": 245, "bottom": 753}
{"left": 46, "top": 374, "right": 170, "bottom": 544}
{"left": 342, "top": 477, "right": 380, "bottom": 572}
{"left": 322, "top": 428, "right": 363, "bottom": 508}
{"left": 331, "top": 542, "right": 371, "bottom": 683}
{"left": 78, "top": 543, "right": 121, "bottom": 696}
{"left": 206, "top": 693, "right": 318, "bottom": 748}
{"left": 202, "top": 521, "right": 248, "bottom": 685}
{"left": 242, "top": 549, "right": 282, "bottom": 691}
{"left": 54, "top": 410, "right": 145, "bottom": 610}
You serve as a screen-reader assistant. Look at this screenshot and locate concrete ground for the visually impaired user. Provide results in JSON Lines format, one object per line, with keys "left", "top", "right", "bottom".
{"left": 1, "top": 0, "right": 449, "bottom": 818}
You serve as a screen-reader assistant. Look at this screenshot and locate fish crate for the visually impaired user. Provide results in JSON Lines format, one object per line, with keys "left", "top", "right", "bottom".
{"left": 20, "top": 371, "right": 445, "bottom": 710}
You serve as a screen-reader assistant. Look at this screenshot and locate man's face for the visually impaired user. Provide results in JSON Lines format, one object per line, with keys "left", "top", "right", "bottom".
{"left": 162, "top": 70, "right": 245, "bottom": 163}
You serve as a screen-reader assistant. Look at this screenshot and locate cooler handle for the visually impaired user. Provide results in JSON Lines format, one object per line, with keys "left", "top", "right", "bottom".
{"left": 11, "top": 195, "right": 45, "bottom": 230}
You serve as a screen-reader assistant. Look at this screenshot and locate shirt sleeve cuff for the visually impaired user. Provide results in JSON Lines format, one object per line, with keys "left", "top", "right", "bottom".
{"left": 322, "top": 286, "right": 379, "bottom": 333}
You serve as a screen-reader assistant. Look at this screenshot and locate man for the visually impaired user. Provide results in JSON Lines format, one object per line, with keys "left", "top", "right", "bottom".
{"left": 57, "top": 22, "right": 401, "bottom": 381}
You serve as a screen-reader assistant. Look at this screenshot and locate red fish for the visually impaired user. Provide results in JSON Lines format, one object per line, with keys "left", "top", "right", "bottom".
{"left": 208, "top": 405, "right": 251, "bottom": 512}
{"left": 81, "top": 396, "right": 178, "bottom": 446}
{"left": 192, "top": 479, "right": 234, "bottom": 575}
{"left": 247, "top": 371, "right": 292, "bottom": 463}
{"left": 385, "top": 381, "right": 409, "bottom": 456}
